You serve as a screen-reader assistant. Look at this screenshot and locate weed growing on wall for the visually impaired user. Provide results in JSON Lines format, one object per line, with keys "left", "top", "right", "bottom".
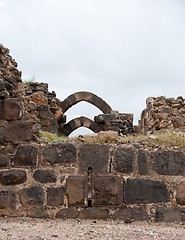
{"left": 39, "top": 130, "right": 185, "bottom": 149}
{"left": 39, "top": 131, "right": 69, "bottom": 143}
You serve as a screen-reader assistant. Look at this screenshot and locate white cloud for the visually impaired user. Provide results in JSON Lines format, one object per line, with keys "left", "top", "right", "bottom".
{"left": 0, "top": 0, "right": 5, "bottom": 7}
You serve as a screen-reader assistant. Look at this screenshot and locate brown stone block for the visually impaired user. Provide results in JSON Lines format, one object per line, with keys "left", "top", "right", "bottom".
{"left": 176, "top": 181, "right": 185, "bottom": 205}
{"left": 14, "top": 144, "right": 39, "bottom": 167}
{"left": 5, "top": 120, "right": 32, "bottom": 142}
{"left": 79, "top": 208, "right": 109, "bottom": 219}
{"left": 0, "top": 190, "right": 16, "bottom": 210}
{"left": 0, "top": 169, "right": 27, "bottom": 185}
{"left": 78, "top": 144, "right": 110, "bottom": 174}
{"left": 56, "top": 208, "right": 79, "bottom": 219}
{"left": 4, "top": 98, "right": 23, "bottom": 120}
{"left": 66, "top": 176, "right": 87, "bottom": 206}
{"left": 47, "top": 187, "right": 64, "bottom": 206}
{"left": 92, "top": 176, "right": 123, "bottom": 206}
{"left": 30, "top": 91, "right": 48, "bottom": 106}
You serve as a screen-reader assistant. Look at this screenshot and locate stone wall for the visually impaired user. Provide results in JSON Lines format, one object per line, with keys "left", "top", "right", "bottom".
{"left": 140, "top": 96, "right": 185, "bottom": 134}
{"left": 0, "top": 44, "right": 22, "bottom": 98}
{"left": 0, "top": 44, "right": 34, "bottom": 154}
{"left": 1, "top": 42, "right": 185, "bottom": 222}
{"left": 0, "top": 142, "right": 185, "bottom": 222}
{"left": 24, "top": 82, "right": 64, "bottom": 135}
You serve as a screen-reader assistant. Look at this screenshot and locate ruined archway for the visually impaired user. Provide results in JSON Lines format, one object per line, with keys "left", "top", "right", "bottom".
{"left": 60, "top": 116, "right": 101, "bottom": 136}
{"left": 60, "top": 91, "right": 112, "bottom": 114}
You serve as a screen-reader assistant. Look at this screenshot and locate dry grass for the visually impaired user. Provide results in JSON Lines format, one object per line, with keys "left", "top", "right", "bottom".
{"left": 122, "top": 130, "right": 185, "bottom": 149}
{"left": 39, "top": 130, "right": 185, "bottom": 149}
{"left": 39, "top": 131, "right": 69, "bottom": 143}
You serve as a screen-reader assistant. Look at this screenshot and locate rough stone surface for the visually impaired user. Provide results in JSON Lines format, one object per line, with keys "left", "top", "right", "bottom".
{"left": 4, "top": 98, "right": 23, "bottom": 120}
{"left": 56, "top": 208, "right": 79, "bottom": 219}
{"left": 138, "top": 149, "right": 149, "bottom": 175}
{"left": 78, "top": 144, "right": 109, "bottom": 174}
{"left": 33, "top": 169, "right": 57, "bottom": 183}
{"left": 0, "top": 100, "right": 5, "bottom": 119}
{"left": 43, "top": 143, "right": 77, "bottom": 165}
{"left": 0, "top": 128, "right": 5, "bottom": 143}
{"left": 0, "top": 190, "right": 16, "bottom": 209}
{"left": 29, "top": 91, "right": 48, "bottom": 106}
{"left": 176, "top": 181, "right": 185, "bottom": 205}
{"left": 155, "top": 207, "right": 185, "bottom": 222}
{"left": 124, "top": 178, "right": 170, "bottom": 204}
{"left": 92, "top": 176, "right": 123, "bottom": 206}
{"left": 94, "top": 113, "right": 134, "bottom": 135}
{"left": 66, "top": 176, "right": 87, "bottom": 206}
{"left": 79, "top": 208, "right": 109, "bottom": 219}
{"left": 0, "top": 43, "right": 22, "bottom": 98}
{"left": 26, "top": 208, "right": 49, "bottom": 219}
{"left": 112, "top": 208, "right": 149, "bottom": 221}
{"left": 19, "top": 186, "right": 45, "bottom": 208}
{"left": 47, "top": 187, "right": 64, "bottom": 206}
{"left": 0, "top": 154, "right": 10, "bottom": 167}
{"left": 140, "top": 96, "right": 185, "bottom": 133}
{"left": 0, "top": 169, "right": 27, "bottom": 185}
{"left": 153, "top": 150, "right": 185, "bottom": 176}
{"left": 14, "top": 144, "right": 39, "bottom": 167}
{"left": 113, "top": 147, "right": 136, "bottom": 174}
{"left": 5, "top": 121, "right": 32, "bottom": 142}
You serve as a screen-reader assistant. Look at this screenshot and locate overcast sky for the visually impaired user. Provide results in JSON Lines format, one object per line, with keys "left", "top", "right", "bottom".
{"left": 1, "top": 0, "right": 185, "bottom": 135}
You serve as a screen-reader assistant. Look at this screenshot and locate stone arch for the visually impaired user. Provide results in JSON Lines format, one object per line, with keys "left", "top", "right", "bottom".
{"left": 60, "top": 91, "right": 112, "bottom": 114}
{"left": 60, "top": 116, "right": 101, "bottom": 136}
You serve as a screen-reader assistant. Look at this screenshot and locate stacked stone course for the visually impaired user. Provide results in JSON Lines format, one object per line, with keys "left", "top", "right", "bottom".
{"left": 0, "top": 43, "right": 185, "bottom": 222}
{"left": 140, "top": 96, "right": 185, "bottom": 133}
{"left": 0, "top": 142, "right": 185, "bottom": 222}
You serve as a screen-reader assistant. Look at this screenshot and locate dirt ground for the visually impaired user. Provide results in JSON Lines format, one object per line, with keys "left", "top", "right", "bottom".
{"left": 0, "top": 218, "right": 185, "bottom": 240}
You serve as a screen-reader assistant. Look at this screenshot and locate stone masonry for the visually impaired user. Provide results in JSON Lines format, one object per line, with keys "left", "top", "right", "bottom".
{"left": 140, "top": 96, "right": 185, "bottom": 133}
{"left": 1, "top": 43, "right": 185, "bottom": 222}
{"left": 0, "top": 142, "right": 185, "bottom": 222}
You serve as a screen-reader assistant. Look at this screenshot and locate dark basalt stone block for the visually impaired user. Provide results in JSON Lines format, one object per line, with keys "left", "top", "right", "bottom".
{"left": 33, "top": 169, "right": 57, "bottom": 183}
{"left": 19, "top": 186, "right": 45, "bottom": 207}
{"left": 124, "top": 178, "right": 170, "bottom": 204}
{"left": 0, "top": 169, "right": 27, "bottom": 185}
{"left": 78, "top": 144, "right": 110, "bottom": 174}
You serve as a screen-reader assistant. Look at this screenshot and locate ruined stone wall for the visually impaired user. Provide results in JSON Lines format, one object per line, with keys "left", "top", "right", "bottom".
{"left": 0, "top": 43, "right": 64, "bottom": 141}
{"left": 1, "top": 43, "right": 185, "bottom": 222}
{"left": 140, "top": 96, "right": 185, "bottom": 134}
{"left": 0, "top": 44, "right": 22, "bottom": 98}
{"left": 24, "top": 82, "right": 64, "bottom": 134}
{"left": 0, "top": 142, "right": 185, "bottom": 222}
{"left": 0, "top": 44, "right": 34, "bottom": 154}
